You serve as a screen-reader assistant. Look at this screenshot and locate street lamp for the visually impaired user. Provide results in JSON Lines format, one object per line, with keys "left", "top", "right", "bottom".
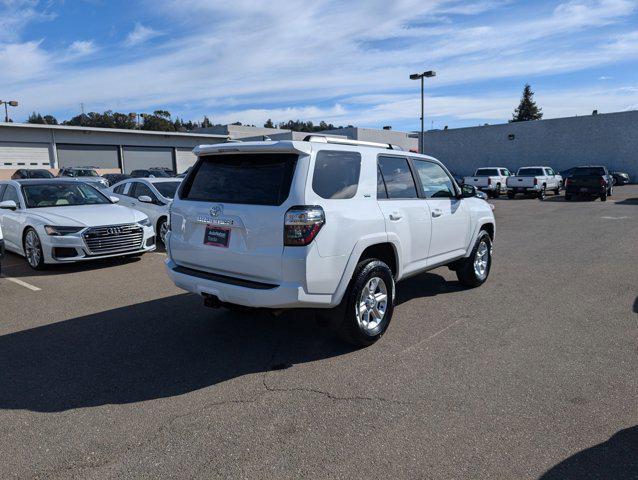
{"left": 409, "top": 71, "right": 436, "bottom": 154}
{"left": 0, "top": 100, "right": 19, "bottom": 122}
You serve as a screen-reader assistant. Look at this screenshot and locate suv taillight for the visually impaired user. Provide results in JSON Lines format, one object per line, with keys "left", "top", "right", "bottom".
{"left": 565, "top": 178, "right": 571, "bottom": 187}
{"left": 599, "top": 177, "right": 606, "bottom": 186}
{"left": 284, "top": 206, "right": 325, "bottom": 246}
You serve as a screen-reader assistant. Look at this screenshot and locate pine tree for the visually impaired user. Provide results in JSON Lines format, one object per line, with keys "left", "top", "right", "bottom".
{"left": 201, "top": 116, "right": 213, "bottom": 128}
{"left": 510, "top": 84, "right": 543, "bottom": 122}
{"left": 264, "top": 118, "right": 274, "bottom": 128}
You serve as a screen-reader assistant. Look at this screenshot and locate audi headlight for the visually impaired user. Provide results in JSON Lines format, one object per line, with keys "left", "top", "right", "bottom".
{"left": 44, "top": 225, "right": 84, "bottom": 236}
{"left": 138, "top": 217, "right": 152, "bottom": 227}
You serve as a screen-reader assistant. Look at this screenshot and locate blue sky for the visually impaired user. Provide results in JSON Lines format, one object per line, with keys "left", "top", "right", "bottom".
{"left": 1, "top": 0, "right": 638, "bottom": 131}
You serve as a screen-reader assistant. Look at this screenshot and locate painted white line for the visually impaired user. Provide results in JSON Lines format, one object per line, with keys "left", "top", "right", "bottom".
{"left": 400, "top": 317, "right": 467, "bottom": 354}
{"left": 601, "top": 216, "right": 630, "bottom": 220}
{"left": 1, "top": 276, "right": 41, "bottom": 292}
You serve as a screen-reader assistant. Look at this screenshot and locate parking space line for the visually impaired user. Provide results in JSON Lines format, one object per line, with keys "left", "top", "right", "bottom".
{"left": 1, "top": 276, "right": 41, "bottom": 292}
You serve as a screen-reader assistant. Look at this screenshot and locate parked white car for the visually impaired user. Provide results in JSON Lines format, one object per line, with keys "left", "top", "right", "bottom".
{"left": 58, "top": 167, "right": 110, "bottom": 187}
{"left": 165, "top": 136, "right": 496, "bottom": 346}
{"left": 0, "top": 222, "right": 4, "bottom": 274}
{"left": 506, "top": 166, "right": 562, "bottom": 199}
{"left": 0, "top": 179, "right": 156, "bottom": 270}
{"left": 462, "top": 167, "right": 512, "bottom": 198}
{"left": 108, "top": 178, "right": 182, "bottom": 244}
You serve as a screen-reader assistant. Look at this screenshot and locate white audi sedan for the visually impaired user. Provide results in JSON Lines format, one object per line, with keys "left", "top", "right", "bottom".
{"left": 0, "top": 179, "right": 156, "bottom": 270}
{"left": 108, "top": 178, "right": 182, "bottom": 244}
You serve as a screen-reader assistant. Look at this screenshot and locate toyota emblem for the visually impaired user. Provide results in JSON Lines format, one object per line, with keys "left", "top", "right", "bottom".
{"left": 210, "top": 205, "right": 223, "bottom": 217}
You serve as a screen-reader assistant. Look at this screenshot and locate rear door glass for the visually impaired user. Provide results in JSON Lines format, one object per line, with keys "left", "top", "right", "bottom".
{"left": 182, "top": 153, "right": 298, "bottom": 206}
{"left": 377, "top": 156, "right": 418, "bottom": 199}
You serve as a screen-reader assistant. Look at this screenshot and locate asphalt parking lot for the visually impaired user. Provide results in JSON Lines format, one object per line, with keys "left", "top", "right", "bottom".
{"left": 1, "top": 186, "right": 637, "bottom": 479}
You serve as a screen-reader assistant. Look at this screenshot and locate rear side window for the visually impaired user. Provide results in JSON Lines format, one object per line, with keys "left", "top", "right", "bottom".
{"left": 113, "top": 183, "right": 127, "bottom": 194}
{"left": 377, "top": 156, "right": 418, "bottom": 199}
{"left": 312, "top": 150, "right": 361, "bottom": 199}
{"left": 181, "top": 153, "right": 298, "bottom": 206}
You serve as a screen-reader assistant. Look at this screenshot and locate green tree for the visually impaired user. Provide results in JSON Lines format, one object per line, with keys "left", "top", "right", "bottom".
{"left": 43, "top": 115, "right": 58, "bottom": 125}
{"left": 264, "top": 118, "right": 274, "bottom": 128}
{"left": 201, "top": 116, "right": 213, "bottom": 128}
{"left": 140, "top": 110, "right": 176, "bottom": 131}
{"left": 27, "top": 112, "right": 45, "bottom": 124}
{"left": 510, "top": 84, "right": 543, "bottom": 122}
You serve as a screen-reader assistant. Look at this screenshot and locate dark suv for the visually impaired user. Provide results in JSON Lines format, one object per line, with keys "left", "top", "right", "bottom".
{"left": 564, "top": 166, "right": 614, "bottom": 201}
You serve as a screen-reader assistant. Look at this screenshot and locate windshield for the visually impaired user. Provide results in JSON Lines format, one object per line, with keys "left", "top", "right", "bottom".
{"left": 517, "top": 168, "right": 543, "bottom": 176}
{"left": 22, "top": 183, "right": 111, "bottom": 208}
{"left": 153, "top": 181, "right": 181, "bottom": 199}
{"left": 29, "top": 170, "right": 54, "bottom": 178}
{"left": 573, "top": 167, "right": 606, "bottom": 176}
{"left": 475, "top": 169, "right": 499, "bottom": 176}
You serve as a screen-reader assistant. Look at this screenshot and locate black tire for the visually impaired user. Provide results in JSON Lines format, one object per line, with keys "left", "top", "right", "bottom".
{"left": 336, "top": 259, "right": 395, "bottom": 347}
{"left": 23, "top": 227, "right": 46, "bottom": 270}
{"left": 554, "top": 185, "right": 561, "bottom": 195}
{"left": 608, "top": 186, "right": 613, "bottom": 197}
{"left": 492, "top": 184, "right": 501, "bottom": 198}
{"left": 455, "top": 231, "right": 492, "bottom": 288}
{"left": 600, "top": 191, "right": 607, "bottom": 201}
{"left": 565, "top": 194, "right": 572, "bottom": 201}
{"left": 157, "top": 217, "right": 168, "bottom": 245}
{"left": 507, "top": 191, "right": 515, "bottom": 199}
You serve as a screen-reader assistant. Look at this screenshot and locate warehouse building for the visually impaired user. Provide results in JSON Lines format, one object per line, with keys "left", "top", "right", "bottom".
{"left": 422, "top": 110, "right": 638, "bottom": 179}
{"left": 0, "top": 123, "right": 228, "bottom": 179}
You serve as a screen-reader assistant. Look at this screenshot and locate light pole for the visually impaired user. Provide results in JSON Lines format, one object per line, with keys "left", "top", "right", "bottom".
{"left": 409, "top": 71, "right": 436, "bottom": 154}
{"left": 0, "top": 100, "right": 19, "bottom": 122}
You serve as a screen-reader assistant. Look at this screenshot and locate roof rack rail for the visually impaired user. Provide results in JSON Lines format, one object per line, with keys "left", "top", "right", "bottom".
{"left": 303, "top": 135, "right": 403, "bottom": 151}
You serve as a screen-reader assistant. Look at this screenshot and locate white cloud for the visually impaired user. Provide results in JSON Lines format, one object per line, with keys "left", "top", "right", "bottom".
{"left": 124, "top": 23, "right": 162, "bottom": 46}
{"left": 2, "top": 0, "right": 638, "bottom": 128}
{"left": 68, "top": 40, "right": 96, "bottom": 57}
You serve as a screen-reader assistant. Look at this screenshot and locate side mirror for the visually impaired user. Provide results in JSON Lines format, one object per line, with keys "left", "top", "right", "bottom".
{"left": 461, "top": 184, "right": 477, "bottom": 198}
{"left": 138, "top": 195, "right": 153, "bottom": 204}
{"left": 109, "top": 196, "right": 120, "bottom": 203}
{"left": 0, "top": 200, "right": 17, "bottom": 210}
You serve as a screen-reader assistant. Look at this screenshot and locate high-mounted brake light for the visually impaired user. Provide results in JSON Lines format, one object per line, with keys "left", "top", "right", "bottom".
{"left": 284, "top": 206, "right": 325, "bottom": 246}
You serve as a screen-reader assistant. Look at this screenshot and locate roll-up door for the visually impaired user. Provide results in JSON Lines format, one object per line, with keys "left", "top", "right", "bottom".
{"left": 122, "top": 146, "right": 174, "bottom": 174}
{"left": 175, "top": 147, "right": 197, "bottom": 174}
{"left": 57, "top": 144, "right": 119, "bottom": 169}
{"left": 0, "top": 142, "right": 51, "bottom": 168}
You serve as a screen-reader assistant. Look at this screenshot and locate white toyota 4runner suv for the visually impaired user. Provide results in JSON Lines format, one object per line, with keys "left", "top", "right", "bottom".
{"left": 165, "top": 136, "right": 495, "bottom": 346}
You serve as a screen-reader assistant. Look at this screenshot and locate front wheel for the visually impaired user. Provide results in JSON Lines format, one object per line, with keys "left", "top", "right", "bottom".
{"left": 337, "top": 259, "right": 395, "bottom": 347}
{"left": 157, "top": 217, "right": 169, "bottom": 245}
{"left": 24, "top": 228, "right": 46, "bottom": 270}
{"left": 455, "top": 231, "right": 492, "bottom": 287}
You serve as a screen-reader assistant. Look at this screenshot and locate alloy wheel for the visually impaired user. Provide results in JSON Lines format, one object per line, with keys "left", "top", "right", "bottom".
{"left": 356, "top": 277, "right": 388, "bottom": 334}
{"left": 473, "top": 240, "right": 490, "bottom": 280}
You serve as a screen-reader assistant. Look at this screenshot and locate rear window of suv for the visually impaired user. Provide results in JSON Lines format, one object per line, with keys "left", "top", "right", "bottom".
{"left": 181, "top": 153, "right": 298, "bottom": 206}
{"left": 573, "top": 167, "right": 606, "bottom": 176}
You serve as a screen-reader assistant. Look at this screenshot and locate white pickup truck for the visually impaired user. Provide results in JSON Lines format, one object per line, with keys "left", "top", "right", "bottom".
{"left": 463, "top": 167, "right": 512, "bottom": 198}
{"left": 506, "top": 166, "right": 563, "bottom": 200}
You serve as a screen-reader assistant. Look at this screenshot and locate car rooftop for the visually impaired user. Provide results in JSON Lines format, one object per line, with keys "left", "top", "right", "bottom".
{"left": 4, "top": 178, "right": 96, "bottom": 185}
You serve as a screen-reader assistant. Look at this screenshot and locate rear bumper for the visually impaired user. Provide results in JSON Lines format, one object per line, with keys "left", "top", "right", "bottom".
{"left": 565, "top": 186, "right": 605, "bottom": 195}
{"left": 507, "top": 185, "right": 540, "bottom": 193}
{"left": 165, "top": 258, "right": 334, "bottom": 309}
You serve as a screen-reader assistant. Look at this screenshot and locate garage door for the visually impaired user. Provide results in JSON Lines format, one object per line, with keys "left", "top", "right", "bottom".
{"left": 57, "top": 144, "right": 119, "bottom": 169}
{"left": 122, "top": 146, "right": 174, "bottom": 174}
{"left": 0, "top": 142, "right": 51, "bottom": 168}
{"left": 175, "top": 148, "right": 197, "bottom": 174}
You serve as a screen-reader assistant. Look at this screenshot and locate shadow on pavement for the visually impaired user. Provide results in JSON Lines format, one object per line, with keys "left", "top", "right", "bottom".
{"left": 539, "top": 426, "right": 638, "bottom": 479}
{"left": 1, "top": 251, "right": 143, "bottom": 278}
{"left": 614, "top": 198, "right": 638, "bottom": 205}
{"left": 0, "top": 293, "right": 355, "bottom": 412}
{"left": 0, "top": 272, "right": 466, "bottom": 412}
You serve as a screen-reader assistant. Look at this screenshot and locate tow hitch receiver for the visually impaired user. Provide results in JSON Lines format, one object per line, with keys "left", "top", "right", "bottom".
{"left": 202, "top": 293, "right": 222, "bottom": 309}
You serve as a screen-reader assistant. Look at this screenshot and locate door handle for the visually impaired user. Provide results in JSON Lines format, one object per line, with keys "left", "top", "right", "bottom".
{"left": 388, "top": 212, "right": 403, "bottom": 221}
{"left": 431, "top": 209, "right": 443, "bottom": 218}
